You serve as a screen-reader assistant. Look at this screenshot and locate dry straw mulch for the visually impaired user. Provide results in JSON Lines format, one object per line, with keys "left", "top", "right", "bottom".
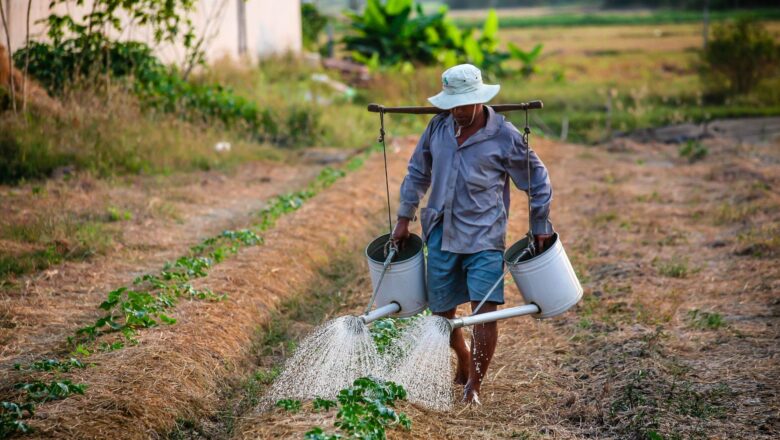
{"left": 2, "top": 140, "right": 413, "bottom": 438}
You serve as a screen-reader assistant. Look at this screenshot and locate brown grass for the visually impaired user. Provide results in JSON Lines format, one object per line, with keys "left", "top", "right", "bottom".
{"left": 232, "top": 136, "right": 780, "bottom": 439}
{"left": 0, "top": 161, "right": 319, "bottom": 360}
{"left": 1, "top": 138, "right": 414, "bottom": 438}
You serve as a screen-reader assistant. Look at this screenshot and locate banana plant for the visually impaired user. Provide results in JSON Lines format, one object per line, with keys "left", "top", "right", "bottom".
{"left": 508, "top": 42, "right": 544, "bottom": 77}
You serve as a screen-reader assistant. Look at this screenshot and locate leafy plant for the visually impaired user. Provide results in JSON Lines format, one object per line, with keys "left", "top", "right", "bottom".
{"left": 13, "top": 358, "right": 85, "bottom": 373}
{"left": 343, "top": 1, "right": 526, "bottom": 76}
{"left": 701, "top": 18, "right": 779, "bottom": 95}
{"left": 275, "top": 398, "right": 302, "bottom": 412}
{"left": 302, "top": 3, "right": 329, "bottom": 51}
{"left": 678, "top": 140, "right": 708, "bottom": 163}
{"left": 14, "top": 380, "right": 87, "bottom": 403}
{"left": 507, "top": 43, "right": 544, "bottom": 77}
{"left": 306, "top": 377, "right": 410, "bottom": 440}
{"left": 0, "top": 401, "right": 34, "bottom": 437}
{"left": 313, "top": 397, "right": 338, "bottom": 412}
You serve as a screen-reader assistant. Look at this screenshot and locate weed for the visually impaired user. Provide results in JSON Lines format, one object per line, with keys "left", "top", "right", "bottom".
{"left": 668, "top": 381, "right": 730, "bottom": 419}
{"left": 0, "top": 401, "right": 35, "bottom": 437}
{"left": 687, "top": 309, "right": 726, "bottom": 330}
{"left": 106, "top": 206, "right": 133, "bottom": 222}
{"left": 14, "top": 380, "right": 87, "bottom": 403}
{"left": 592, "top": 211, "right": 618, "bottom": 226}
{"left": 678, "top": 140, "right": 708, "bottom": 163}
{"left": 652, "top": 257, "right": 691, "bottom": 278}
{"left": 274, "top": 399, "right": 302, "bottom": 413}
{"left": 253, "top": 368, "right": 281, "bottom": 385}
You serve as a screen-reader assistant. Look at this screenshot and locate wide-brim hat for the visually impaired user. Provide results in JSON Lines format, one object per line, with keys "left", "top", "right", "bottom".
{"left": 428, "top": 64, "right": 500, "bottom": 110}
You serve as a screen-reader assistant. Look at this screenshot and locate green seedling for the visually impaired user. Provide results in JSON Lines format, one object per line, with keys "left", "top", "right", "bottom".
{"left": 1, "top": 401, "right": 35, "bottom": 437}
{"left": 14, "top": 380, "right": 87, "bottom": 403}
{"left": 274, "top": 399, "right": 302, "bottom": 413}
{"left": 13, "top": 358, "right": 85, "bottom": 372}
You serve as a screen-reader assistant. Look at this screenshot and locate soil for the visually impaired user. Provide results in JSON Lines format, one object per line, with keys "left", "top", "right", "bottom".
{"left": 238, "top": 135, "right": 780, "bottom": 439}
{"left": 0, "top": 161, "right": 320, "bottom": 363}
{"left": 2, "top": 131, "right": 778, "bottom": 439}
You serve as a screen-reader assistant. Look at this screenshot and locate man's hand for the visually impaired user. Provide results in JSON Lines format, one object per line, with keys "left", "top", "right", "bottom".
{"left": 534, "top": 234, "right": 554, "bottom": 254}
{"left": 392, "top": 217, "right": 411, "bottom": 249}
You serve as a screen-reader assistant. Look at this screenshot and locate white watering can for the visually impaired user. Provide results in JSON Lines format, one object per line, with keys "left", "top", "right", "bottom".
{"left": 359, "top": 101, "right": 583, "bottom": 328}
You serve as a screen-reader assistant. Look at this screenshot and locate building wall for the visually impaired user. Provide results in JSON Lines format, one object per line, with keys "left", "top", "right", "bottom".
{"left": 1, "top": 0, "right": 301, "bottom": 64}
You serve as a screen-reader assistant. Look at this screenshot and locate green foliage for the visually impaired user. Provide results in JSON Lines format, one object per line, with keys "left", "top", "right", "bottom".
{"left": 313, "top": 397, "right": 338, "bottom": 412}
{"left": 455, "top": 9, "right": 780, "bottom": 29}
{"left": 344, "top": 2, "right": 528, "bottom": 76}
{"left": 0, "top": 128, "right": 75, "bottom": 184}
{"left": 652, "top": 257, "right": 691, "bottom": 278}
{"left": 13, "top": 38, "right": 161, "bottom": 95}
{"left": 678, "top": 140, "right": 708, "bottom": 163}
{"left": 507, "top": 43, "right": 544, "bottom": 77}
{"left": 14, "top": 380, "right": 87, "bottom": 403}
{"left": 687, "top": 309, "right": 726, "bottom": 330}
{"left": 107, "top": 207, "right": 133, "bottom": 222}
{"left": 702, "top": 18, "right": 780, "bottom": 95}
{"left": 13, "top": 358, "right": 85, "bottom": 373}
{"left": 302, "top": 3, "right": 329, "bottom": 51}
{"left": 275, "top": 398, "right": 302, "bottom": 412}
{"left": 14, "top": 37, "right": 322, "bottom": 148}
{"left": 306, "top": 377, "right": 410, "bottom": 440}
{"left": 41, "top": 0, "right": 200, "bottom": 73}
{"left": 73, "top": 154, "right": 360, "bottom": 347}
{"left": 0, "top": 401, "right": 34, "bottom": 437}
{"left": 369, "top": 310, "right": 428, "bottom": 353}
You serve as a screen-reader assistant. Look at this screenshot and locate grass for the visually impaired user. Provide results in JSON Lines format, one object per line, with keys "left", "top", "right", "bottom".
{"left": 652, "top": 256, "right": 692, "bottom": 278}
{"left": 0, "top": 214, "right": 119, "bottom": 280}
{"left": 454, "top": 8, "right": 780, "bottom": 29}
{"left": 687, "top": 309, "right": 726, "bottom": 330}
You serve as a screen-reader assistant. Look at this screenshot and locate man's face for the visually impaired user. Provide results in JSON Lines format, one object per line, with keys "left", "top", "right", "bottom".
{"left": 450, "top": 104, "right": 482, "bottom": 127}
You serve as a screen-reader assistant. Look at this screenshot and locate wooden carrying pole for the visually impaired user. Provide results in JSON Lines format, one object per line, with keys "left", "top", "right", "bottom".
{"left": 367, "top": 101, "right": 543, "bottom": 114}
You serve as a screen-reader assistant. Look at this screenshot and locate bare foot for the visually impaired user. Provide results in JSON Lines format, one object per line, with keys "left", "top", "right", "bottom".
{"left": 462, "top": 383, "right": 481, "bottom": 405}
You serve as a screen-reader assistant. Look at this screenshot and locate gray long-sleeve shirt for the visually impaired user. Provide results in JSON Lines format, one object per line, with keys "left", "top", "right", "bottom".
{"left": 398, "top": 106, "right": 554, "bottom": 254}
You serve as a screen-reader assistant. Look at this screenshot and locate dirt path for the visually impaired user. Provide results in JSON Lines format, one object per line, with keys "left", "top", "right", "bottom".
{"left": 237, "top": 135, "right": 779, "bottom": 439}
{"left": 0, "top": 161, "right": 321, "bottom": 363}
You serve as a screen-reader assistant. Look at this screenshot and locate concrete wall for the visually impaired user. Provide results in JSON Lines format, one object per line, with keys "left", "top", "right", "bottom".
{"left": 1, "top": 0, "right": 301, "bottom": 64}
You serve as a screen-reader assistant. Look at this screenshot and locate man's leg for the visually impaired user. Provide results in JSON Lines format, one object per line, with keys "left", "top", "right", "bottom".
{"left": 425, "top": 223, "right": 470, "bottom": 384}
{"left": 433, "top": 308, "right": 470, "bottom": 385}
{"left": 464, "top": 301, "right": 498, "bottom": 402}
{"left": 461, "top": 249, "right": 504, "bottom": 403}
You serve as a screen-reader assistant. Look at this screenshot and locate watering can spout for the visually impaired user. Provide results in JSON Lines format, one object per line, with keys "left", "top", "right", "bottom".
{"left": 448, "top": 304, "right": 540, "bottom": 329}
{"left": 359, "top": 302, "right": 401, "bottom": 325}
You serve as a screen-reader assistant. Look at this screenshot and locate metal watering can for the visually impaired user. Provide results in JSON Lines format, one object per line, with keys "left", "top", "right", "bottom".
{"left": 358, "top": 101, "right": 583, "bottom": 329}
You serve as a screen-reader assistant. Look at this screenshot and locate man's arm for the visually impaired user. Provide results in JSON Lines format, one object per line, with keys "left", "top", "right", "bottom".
{"left": 393, "top": 121, "right": 434, "bottom": 244}
{"left": 504, "top": 128, "right": 554, "bottom": 249}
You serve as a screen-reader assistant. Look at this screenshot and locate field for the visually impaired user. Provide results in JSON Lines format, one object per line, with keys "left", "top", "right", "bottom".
{"left": 1, "top": 6, "right": 779, "bottom": 440}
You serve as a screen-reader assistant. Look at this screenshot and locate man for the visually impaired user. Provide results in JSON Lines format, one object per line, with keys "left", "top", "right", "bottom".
{"left": 392, "top": 64, "right": 554, "bottom": 404}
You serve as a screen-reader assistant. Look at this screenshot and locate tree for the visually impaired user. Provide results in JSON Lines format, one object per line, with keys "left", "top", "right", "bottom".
{"left": 701, "top": 18, "right": 779, "bottom": 95}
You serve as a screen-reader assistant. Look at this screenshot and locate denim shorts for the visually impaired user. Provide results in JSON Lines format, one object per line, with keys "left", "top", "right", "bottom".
{"left": 426, "top": 222, "right": 505, "bottom": 313}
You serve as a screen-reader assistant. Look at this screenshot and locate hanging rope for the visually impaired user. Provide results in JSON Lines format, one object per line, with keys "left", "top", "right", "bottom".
{"left": 524, "top": 108, "right": 536, "bottom": 257}
{"left": 378, "top": 109, "right": 393, "bottom": 238}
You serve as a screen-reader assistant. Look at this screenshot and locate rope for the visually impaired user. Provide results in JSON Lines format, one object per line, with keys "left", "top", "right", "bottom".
{"left": 524, "top": 108, "right": 536, "bottom": 257}
{"left": 378, "top": 109, "right": 393, "bottom": 237}
{"left": 471, "top": 108, "right": 536, "bottom": 316}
